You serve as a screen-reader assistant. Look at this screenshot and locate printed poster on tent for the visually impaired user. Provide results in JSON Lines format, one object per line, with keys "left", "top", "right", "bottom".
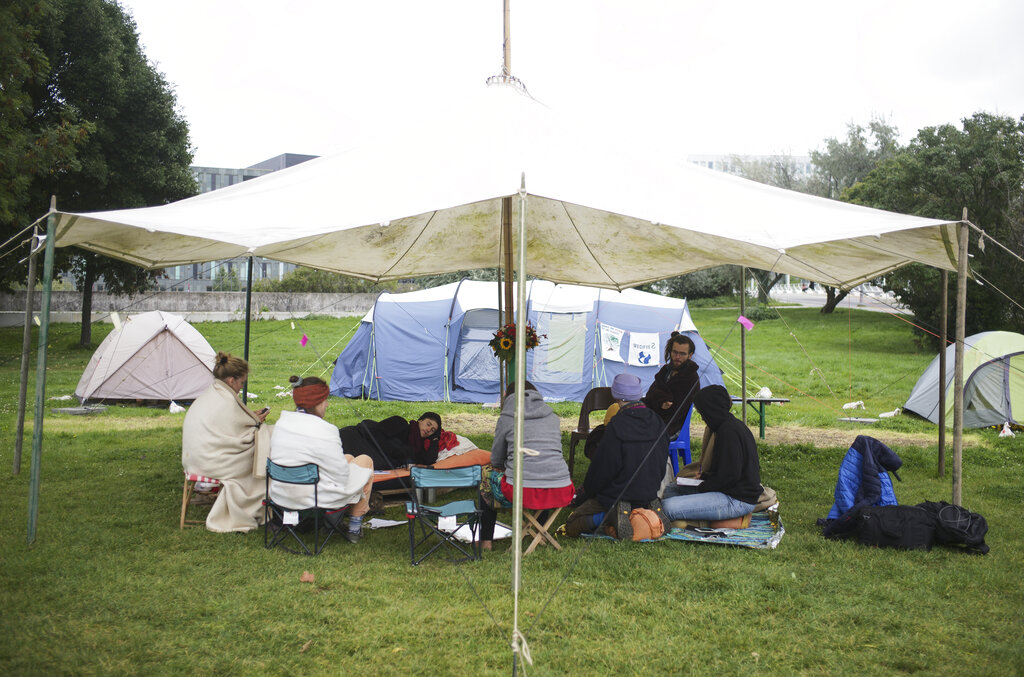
{"left": 628, "top": 332, "right": 660, "bottom": 367}
{"left": 599, "top": 323, "right": 625, "bottom": 363}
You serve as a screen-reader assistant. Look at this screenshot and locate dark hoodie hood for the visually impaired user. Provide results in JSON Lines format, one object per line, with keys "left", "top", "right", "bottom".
{"left": 694, "top": 384, "right": 733, "bottom": 431}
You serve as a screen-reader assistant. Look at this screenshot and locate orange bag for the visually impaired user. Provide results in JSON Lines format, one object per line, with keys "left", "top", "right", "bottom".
{"left": 629, "top": 508, "right": 665, "bottom": 541}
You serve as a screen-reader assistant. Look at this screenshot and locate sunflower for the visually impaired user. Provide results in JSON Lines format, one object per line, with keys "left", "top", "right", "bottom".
{"left": 499, "top": 337, "right": 513, "bottom": 350}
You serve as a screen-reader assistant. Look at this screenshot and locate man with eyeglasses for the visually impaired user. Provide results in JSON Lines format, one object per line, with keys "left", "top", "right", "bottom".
{"left": 642, "top": 332, "right": 700, "bottom": 438}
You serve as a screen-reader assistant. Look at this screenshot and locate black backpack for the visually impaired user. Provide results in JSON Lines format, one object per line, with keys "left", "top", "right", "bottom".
{"left": 852, "top": 505, "right": 936, "bottom": 551}
{"left": 915, "top": 501, "right": 990, "bottom": 555}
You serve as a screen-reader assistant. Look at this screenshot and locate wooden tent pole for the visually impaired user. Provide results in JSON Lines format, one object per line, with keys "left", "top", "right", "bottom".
{"left": 938, "top": 270, "right": 947, "bottom": 477}
{"left": 14, "top": 228, "right": 39, "bottom": 475}
{"left": 27, "top": 197, "right": 57, "bottom": 544}
{"left": 500, "top": 0, "right": 514, "bottom": 397}
{"left": 952, "top": 213, "right": 968, "bottom": 505}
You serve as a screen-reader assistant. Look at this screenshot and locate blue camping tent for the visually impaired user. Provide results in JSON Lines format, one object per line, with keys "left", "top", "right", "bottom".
{"left": 330, "top": 280, "right": 725, "bottom": 403}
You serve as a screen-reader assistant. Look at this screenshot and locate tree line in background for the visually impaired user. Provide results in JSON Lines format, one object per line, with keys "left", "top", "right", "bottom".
{"left": 0, "top": 0, "right": 196, "bottom": 346}
{"left": 2, "top": 3, "right": 1021, "bottom": 350}
{"left": 651, "top": 113, "right": 1024, "bottom": 348}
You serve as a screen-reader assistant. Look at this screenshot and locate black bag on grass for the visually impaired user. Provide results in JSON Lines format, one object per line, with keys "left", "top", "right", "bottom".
{"left": 853, "top": 505, "right": 936, "bottom": 550}
{"left": 915, "top": 501, "right": 990, "bottom": 554}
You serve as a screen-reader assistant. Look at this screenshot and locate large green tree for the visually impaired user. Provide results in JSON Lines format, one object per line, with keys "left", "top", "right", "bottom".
{"left": 20, "top": 0, "right": 196, "bottom": 345}
{"left": 807, "top": 118, "right": 902, "bottom": 312}
{"left": 0, "top": 0, "right": 92, "bottom": 272}
{"left": 811, "top": 117, "right": 901, "bottom": 198}
{"left": 845, "top": 113, "right": 1024, "bottom": 346}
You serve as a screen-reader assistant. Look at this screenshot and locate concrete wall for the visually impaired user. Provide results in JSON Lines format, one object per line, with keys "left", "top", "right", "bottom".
{"left": 0, "top": 291, "right": 377, "bottom": 326}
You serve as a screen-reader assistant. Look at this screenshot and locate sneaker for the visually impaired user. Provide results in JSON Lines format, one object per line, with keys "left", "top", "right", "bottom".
{"left": 343, "top": 528, "right": 362, "bottom": 544}
{"left": 647, "top": 498, "right": 672, "bottom": 534}
{"left": 613, "top": 501, "right": 633, "bottom": 541}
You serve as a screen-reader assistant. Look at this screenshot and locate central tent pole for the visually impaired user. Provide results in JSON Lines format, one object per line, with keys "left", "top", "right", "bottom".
{"left": 511, "top": 174, "right": 528, "bottom": 671}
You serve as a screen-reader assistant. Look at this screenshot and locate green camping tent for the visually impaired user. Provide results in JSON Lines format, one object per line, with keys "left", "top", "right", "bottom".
{"left": 904, "top": 331, "right": 1024, "bottom": 428}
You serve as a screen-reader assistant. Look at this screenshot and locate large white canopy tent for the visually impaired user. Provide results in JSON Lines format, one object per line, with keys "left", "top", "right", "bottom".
{"left": 25, "top": 82, "right": 972, "bottom": 552}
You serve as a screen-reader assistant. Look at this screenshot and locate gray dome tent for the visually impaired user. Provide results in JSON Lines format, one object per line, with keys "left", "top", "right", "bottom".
{"left": 75, "top": 311, "right": 216, "bottom": 404}
{"left": 904, "top": 331, "right": 1024, "bottom": 428}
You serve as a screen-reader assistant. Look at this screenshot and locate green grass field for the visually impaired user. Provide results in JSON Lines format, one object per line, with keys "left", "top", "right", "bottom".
{"left": 1, "top": 308, "right": 1022, "bottom": 675}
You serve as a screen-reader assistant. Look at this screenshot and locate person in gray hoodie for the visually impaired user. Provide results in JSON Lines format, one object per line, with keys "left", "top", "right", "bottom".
{"left": 479, "top": 381, "right": 574, "bottom": 551}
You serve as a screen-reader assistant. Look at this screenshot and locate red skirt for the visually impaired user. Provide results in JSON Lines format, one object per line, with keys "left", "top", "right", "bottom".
{"left": 500, "top": 476, "right": 575, "bottom": 510}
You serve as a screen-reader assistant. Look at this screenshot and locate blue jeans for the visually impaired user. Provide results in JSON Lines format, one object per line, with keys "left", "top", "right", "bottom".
{"left": 662, "top": 485, "right": 756, "bottom": 521}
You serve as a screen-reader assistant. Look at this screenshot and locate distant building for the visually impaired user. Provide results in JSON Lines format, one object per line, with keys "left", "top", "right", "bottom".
{"left": 687, "top": 153, "right": 815, "bottom": 181}
{"left": 155, "top": 153, "right": 318, "bottom": 291}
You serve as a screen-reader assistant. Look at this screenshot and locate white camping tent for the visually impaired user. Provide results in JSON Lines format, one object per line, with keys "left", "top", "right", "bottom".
{"left": 50, "top": 83, "right": 961, "bottom": 291}
{"left": 75, "top": 311, "right": 216, "bottom": 403}
{"left": 330, "top": 279, "right": 725, "bottom": 403}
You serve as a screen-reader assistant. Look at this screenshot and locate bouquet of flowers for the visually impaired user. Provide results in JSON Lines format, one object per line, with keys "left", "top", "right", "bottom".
{"left": 489, "top": 322, "right": 542, "bottom": 361}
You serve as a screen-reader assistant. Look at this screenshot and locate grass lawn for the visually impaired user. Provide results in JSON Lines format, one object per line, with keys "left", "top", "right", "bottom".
{"left": 1, "top": 308, "right": 1022, "bottom": 675}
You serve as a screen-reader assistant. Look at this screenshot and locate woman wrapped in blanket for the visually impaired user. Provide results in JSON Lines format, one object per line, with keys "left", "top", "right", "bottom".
{"left": 479, "top": 381, "right": 574, "bottom": 551}
{"left": 338, "top": 412, "right": 443, "bottom": 472}
{"left": 182, "top": 351, "right": 270, "bottom": 532}
{"left": 270, "top": 376, "right": 374, "bottom": 543}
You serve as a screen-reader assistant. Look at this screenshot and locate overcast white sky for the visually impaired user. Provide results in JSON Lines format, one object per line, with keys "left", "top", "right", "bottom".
{"left": 118, "top": 0, "right": 1024, "bottom": 168}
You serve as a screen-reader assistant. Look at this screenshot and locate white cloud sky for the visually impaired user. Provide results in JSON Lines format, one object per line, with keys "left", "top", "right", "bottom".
{"left": 118, "top": 0, "right": 1024, "bottom": 168}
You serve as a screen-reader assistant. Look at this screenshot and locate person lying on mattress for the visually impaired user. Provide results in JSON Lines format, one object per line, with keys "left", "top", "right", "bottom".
{"left": 182, "top": 351, "right": 270, "bottom": 533}
{"left": 661, "top": 384, "right": 762, "bottom": 524}
{"left": 479, "top": 381, "right": 574, "bottom": 551}
{"left": 270, "top": 376, "right": 375, "bottom": 543}
{"left": 338, "top": 411, "right": 443, "bottom": 472}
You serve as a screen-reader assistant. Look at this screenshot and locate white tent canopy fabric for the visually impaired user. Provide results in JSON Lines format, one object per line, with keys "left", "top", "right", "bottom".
{"left": 51, "top": 83, "right": 961, "bottom": 290}
{"left": 75, "top": 310, "right": 215, "bottom": 403}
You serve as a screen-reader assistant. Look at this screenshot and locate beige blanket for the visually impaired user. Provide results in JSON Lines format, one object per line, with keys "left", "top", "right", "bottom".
{"left": 182, "top": 379, "right": 271, "bottom": 532}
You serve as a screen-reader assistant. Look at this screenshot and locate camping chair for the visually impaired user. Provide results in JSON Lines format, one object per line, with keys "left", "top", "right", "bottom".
{"left": 180, "top": 472, "right": 222, "bottom": 529}
{"left": 264, "top": 459, "right": 345, "bottom": 556}
{"left": 406, "top": 465, "right": 482, "bottom": 566}
{"left": 567, "top": 387, "right": 616, "bottom": 478}
{"left": 667, "top": 405, "right": 695, "bottom": 475}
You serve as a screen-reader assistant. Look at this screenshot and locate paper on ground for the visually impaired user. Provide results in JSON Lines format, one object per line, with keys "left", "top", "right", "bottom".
{"left": 367, "top": 518, "right": 407, "bottom": 529}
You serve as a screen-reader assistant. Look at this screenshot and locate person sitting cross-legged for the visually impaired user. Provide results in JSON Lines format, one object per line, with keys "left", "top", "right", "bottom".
{"left": 563, "top": 373, "right": 670, "bottom": 540}
{"left": 269, "top": 376, "right": 375, "bottom": 543}
{"left": 661, "top": 384, "right": 762, "bottom": 524}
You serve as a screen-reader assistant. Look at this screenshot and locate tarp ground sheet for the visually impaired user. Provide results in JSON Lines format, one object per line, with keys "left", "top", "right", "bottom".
{"left": 583, "top": 511, "right": 784, "bottom": 549}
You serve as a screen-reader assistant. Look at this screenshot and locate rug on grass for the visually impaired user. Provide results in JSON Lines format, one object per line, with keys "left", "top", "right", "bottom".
{"left": 583, "top": 510, "right": 784, "bottom": 550}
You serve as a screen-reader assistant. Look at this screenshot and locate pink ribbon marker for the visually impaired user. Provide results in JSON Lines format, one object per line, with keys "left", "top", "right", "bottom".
{"left": 300, "top": 334, "right": 308, "bottom": 346}
{"left": 737, "top": 315, "right": 754, "bottom": 331}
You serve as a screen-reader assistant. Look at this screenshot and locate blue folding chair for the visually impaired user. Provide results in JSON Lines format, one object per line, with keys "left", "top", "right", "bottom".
{"left": 667, "top": 404, "right": 694, "bottom": 476}
{"left": 264, "top": 459, "right": 344, "bottom": 556}
{"left": 405, "top": 465, "right": 482, "bottom": 566}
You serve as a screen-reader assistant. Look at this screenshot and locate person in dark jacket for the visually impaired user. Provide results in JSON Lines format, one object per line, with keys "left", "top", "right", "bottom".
{"left": 662, "top": 384, "right": 762, "bottom": 522}
{"left": 338, "top": 412, "right": 442, "bottom": 471}
{"left": 563, "top": 373, "right": 670, "bottom": 540}
{"left": 643, "top": 332, "right": 700, "bottom": 438}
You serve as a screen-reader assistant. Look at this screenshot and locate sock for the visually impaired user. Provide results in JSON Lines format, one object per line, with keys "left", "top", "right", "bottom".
{"left": 348, "top": 515, "right": 363, "bottom": 533}
{"left": 590, "top": 512, "right": 606, "bottom": 529}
